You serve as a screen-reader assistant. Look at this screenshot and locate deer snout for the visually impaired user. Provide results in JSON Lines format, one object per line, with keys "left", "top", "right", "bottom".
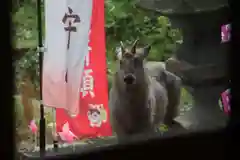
{"left": 123, "top": 74, "right": 136, "bottom": 84}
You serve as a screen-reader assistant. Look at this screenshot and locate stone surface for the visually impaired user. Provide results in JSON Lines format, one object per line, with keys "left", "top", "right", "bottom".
{"left": 137, "top": 0, "right": 228, "bottom": 14}
{"left": 137, "top": 0, "right": 230, "bottom": 131}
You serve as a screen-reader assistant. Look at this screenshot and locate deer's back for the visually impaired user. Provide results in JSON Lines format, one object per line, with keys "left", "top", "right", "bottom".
{"left": 148, "top": 77, "right": 168, "bottom": 125}
{"left": 145, "top": 61, "right": 181, "bottom": 125}
{"left": 145, "top": 61, "right": 165, "bottom": 80}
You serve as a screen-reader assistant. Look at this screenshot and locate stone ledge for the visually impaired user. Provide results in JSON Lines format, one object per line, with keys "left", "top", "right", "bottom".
{"left": 137, "top": 0, "right": 229, "bottom": 15}
{"left": 165, "top": 57, "right": 228, "bottom": 87}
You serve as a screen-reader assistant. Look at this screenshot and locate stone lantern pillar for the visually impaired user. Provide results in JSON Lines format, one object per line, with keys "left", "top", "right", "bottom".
{"left": 137, "top": 0, "right": 230, "bottom": 131}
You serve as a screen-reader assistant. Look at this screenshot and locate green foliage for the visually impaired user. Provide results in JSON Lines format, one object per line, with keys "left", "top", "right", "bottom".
{"left": 13, "top": 4, "right": 38, "bottom": 49}
{"left": 159, "top": 124, "right": 168, "bottom": 132}
{"left": 107, "top": 75, "right": 113, "bottom": 93}
{"left": 180, "top": 88, "right": 193, "bottom": 113}
{"left": 13, "top": 2, "right": 44, "bottom": 92}
{"left": 14, "top": 95, "right": 24, "bottom": 128}
{"left": 105, "top": 0, "right": 182, "bottom": 62}
{"left": 14, "top": 49, "right": 40, "bottom": 91}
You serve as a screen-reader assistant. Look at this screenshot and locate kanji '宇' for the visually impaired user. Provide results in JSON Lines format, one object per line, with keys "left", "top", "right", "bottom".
{"left": 62, "top": 7, "right": 81, "bottom": 50}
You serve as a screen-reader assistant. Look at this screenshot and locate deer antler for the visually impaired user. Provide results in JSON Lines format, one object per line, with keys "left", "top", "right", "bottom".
{"left": 131, "top": 38, "right": 139, "bottom": 54}
{"left": 120, "top": 41, "right": 125, "bottom": 53}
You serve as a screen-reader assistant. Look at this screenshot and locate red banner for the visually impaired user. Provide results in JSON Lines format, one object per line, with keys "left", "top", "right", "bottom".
{"left": 56, "top": 0, "right": 112, "bottom": 139}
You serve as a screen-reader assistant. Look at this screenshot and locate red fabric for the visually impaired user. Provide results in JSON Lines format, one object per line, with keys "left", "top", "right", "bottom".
{"left": 56, "top": 0, "right": 112, "bottom": 139}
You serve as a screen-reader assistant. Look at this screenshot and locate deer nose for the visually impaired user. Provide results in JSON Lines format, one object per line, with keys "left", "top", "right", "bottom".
{"left": 123, "top": 74, "right": 136, "bottom": 84}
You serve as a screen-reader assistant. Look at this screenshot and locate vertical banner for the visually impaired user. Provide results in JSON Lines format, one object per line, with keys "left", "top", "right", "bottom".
{"left": 43, "top": 0, "right": 92, "bottom": 116}
{"left": 55, "top": 0, "right": 112, "bottom": 138}
{"left": 43, "top": 0, "right": 68, "bottom": 109}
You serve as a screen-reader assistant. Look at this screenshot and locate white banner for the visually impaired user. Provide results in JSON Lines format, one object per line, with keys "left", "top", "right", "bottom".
{"left": 43, "top": 0, "right": 93, "bottom": 117}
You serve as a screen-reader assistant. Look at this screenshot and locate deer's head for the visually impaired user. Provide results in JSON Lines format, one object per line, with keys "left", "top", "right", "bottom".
{"left": 115, "top": 39, "right": 151, "bottom": 86}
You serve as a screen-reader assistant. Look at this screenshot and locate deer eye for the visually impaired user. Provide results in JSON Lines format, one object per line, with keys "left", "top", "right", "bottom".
{"left": 134, "top": 58, "right": 142, "bottom": 67}
{"left": 119, "top": 60, "right": 124, "bottom": 69}
{"left": 119, "top": 60, "right": 123, "bottom": 65}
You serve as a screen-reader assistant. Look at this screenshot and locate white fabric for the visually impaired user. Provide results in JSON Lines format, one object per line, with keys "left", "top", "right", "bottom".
{"left": 43, "top": 0, "right": 93, "bottom": 117}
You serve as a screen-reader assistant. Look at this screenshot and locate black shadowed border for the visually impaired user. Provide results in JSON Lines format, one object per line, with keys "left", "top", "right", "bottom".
{"left": 5, "top": 0, "right": 240, "bottom": 160}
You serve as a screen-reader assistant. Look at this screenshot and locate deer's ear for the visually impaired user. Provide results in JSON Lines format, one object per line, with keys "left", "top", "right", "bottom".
{"left": 114, "top": 46, "right": 123, "bottom": 61}
{"left": 142, "top": 45, "right": 151, "bottom": 58}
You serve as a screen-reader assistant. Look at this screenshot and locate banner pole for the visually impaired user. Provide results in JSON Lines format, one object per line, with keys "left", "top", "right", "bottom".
{"left": 37, "top": 0, "right": 46, "bottom": 155}
{"left": 52, "top": 108, "right": 58, "bottom": 150}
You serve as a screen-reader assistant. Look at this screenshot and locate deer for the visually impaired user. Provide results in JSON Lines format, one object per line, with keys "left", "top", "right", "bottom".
{"left": 109, "top": 39, "right": 169, "bottom": 140}
{"left": 154, "top": 68, "right": 182, "bottom": 127}
{"left": 144, "top": 61, "right": 181, "bottom": 127}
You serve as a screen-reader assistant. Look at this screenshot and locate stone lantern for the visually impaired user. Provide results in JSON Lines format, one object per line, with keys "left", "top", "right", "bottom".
{"left": 137, "top": 0, "right": 230, "bottom": 131}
